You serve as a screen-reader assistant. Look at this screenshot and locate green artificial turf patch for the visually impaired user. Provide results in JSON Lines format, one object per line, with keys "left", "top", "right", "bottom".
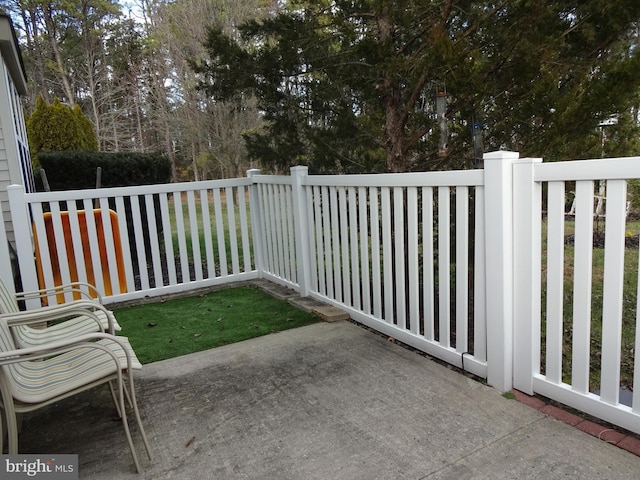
{"left": 113, "top": 285, "right": 319, "bottom": 364}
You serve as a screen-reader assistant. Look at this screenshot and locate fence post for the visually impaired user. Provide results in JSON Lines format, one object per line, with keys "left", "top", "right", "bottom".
{"left": 512, "top": 157, "right": 543, "bottom": 394}
{"left": 0, "top": 196, "right": 14, "bottom": 294}
{"left": 290, "top": 166, "right": 311, "bottom": 296}
{"left": 483, "top": 151, "right": 518, "bottom": 392}
{"left": 247, "top": 169, "right": 265, "bottom": 277}
{"left": 7, "top": 185, "right": 40, "bottom": 308}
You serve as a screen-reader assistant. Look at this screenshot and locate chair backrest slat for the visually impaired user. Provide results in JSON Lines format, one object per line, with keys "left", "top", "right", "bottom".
{"left": 0, "top": 278, "right": 20, "bottom": 314}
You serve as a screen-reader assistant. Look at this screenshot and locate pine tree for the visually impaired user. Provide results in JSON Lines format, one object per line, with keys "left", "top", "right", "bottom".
{"left": 194, "top": 1, "right": 640, "bottom": 173}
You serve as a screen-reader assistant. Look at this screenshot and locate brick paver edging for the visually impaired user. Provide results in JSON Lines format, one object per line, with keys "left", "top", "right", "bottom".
{"left": 510, "top": 389, "right": 640, "bottom": 457}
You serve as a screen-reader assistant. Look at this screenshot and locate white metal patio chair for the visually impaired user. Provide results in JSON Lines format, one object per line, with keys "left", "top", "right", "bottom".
{"left": 0, "top": 317, "right": 152, "bottom": 473}
{"left": 0, "top": 278, "right": 121, "bottom": 348}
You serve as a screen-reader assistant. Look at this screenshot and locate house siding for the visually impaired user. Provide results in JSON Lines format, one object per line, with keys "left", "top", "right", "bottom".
{"left": 0, "top": 39, "right": 32, "bottom": 246}
{"left": 0, "top": 82, "right": 13, "bottom": 243}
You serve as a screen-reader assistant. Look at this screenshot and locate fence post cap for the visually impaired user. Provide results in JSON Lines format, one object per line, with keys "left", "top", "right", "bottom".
{"left": 483, "top": 150, "right": 520, "bottom": 162}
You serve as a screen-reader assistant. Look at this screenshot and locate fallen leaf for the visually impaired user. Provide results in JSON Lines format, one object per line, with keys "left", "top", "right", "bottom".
{"left": 194, "top": 333, "right": 201, "bottom": 337}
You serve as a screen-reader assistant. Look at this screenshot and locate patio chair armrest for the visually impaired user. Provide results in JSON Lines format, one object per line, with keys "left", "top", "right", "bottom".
{"left": 15, "top": 281, "right": 104, "bottom": 304}
{"left": 0, "top": 301, "right": 115, "bottom": 333}
{"left": 0, "top": 332, "right": 136, "bottom": 370}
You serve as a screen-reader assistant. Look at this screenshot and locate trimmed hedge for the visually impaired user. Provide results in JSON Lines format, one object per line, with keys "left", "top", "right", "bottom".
{"left": 38, "top": 151, "right": 172, "bottom": 191}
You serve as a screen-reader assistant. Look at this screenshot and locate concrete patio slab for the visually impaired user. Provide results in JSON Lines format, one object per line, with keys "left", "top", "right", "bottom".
{"left": 18, "top": 321, "right": 640, "bottom": 479}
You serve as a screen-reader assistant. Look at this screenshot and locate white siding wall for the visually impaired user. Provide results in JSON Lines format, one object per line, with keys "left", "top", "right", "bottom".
{"left": 0, "top": 52, "right": 33, "bottom": 246}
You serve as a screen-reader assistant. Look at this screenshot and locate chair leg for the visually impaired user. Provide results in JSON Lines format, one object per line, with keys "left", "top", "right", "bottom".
{"left": 4, "top": 404, "right": 19, "bottom": 454}
{"left": 0, "top": 408, "right": 5, "bottom": 453}
{"left": 115, "top": 373, "right": 143, "bottom": 474}
{"left": 108, "top": 381, "right": 123, "bottom": 418}
{"left": 0, "top": 380, "right": 18, "bottom": 455}
{"left": 111, "top": 370, "right": 151, "bottom": 469}
{"left": 125, "top": 371, "right": 152, "bottom": 460}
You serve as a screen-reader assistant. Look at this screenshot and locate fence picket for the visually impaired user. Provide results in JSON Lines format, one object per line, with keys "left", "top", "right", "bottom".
{"left": 423, "top": 187, "right": 435, "bottom": 341}
{"left": 381, "top": 187, "right": 393, "bottom": 323}
{"left": 65, "top": 200, "right": 88, "bottom": 289}
{"left": 572, "top": 180, "right": 594, "bottom": 394}
{"left": 285, "top": 185, "right": 296, "bottom": 282}
{"left": 600, "top": 179, "right": 627, "bottom": 404}
{"left": 172, "top": 191, "right": 190, "bottom": 284}
{"left": 339, "top": 187, "right": 350, "bottom": 305}
{"left": 48, "top": 203, "right": 72, "bottom": 298}
{"left": 82, "top": 197, "right": 105, "bottom": 295}
{"left": 262, "top": 184, "right": 275, "bottom": 275}
{"left": 394, "top": 187, "right": 406, "bottom": 329}
{"left": 330, "top": 187, "right": 342, "bottom": 303}
{"left": 213, "top": 188, "right": 228, "bottom": 277}
{"left": 115, "top": 196, "right": 137, "bottom": 289}
{"left": 157, "top": 193, "right": 177, "bottom": 285}
{"left": 99, "top": 197, "right": 121, "bottom": 294}
{"left": 322, "top": 186, "right": 334, "bottom": 298}
{"left": 312, "top": 186, "right": 324, "bottom": 294}
{"left": 370, "top": 187, "right": 382, "bottom": 319}
{"left": 407, "top": 187, "right": 419, "bottom": 335}
{"left": 358, "top": 186, "right": 371, "bottom": 314}
{"left": 546, "top": 181, "right": 565, "bottom": 384}
{"left": 200, "top": 189, "right": 215, "bottom": 279}
{"left": 226, "top": 187, "right": 241, "bottom": 275}
{"left": 277, "top": 185, "right": 289, "bottom": 280}
{"left": 349, "top": 187, "right": 361, "bottom": 310}
{"left": 473, "top": 187, "right": 486, "bottom": 363}
{"left": 238, "top": 185, "right": 252, "bottom": 273}
{"left": 30, "top": 203, "right": 52, "bottom": 295}
{"left": 455, "top": 187, "right": 469, "bottom": 353}
{"left": 438, "top": 186, "right": 451, "bottom": 347}
{"left": 146, "top": 193, "right": 166, "bottom": 285}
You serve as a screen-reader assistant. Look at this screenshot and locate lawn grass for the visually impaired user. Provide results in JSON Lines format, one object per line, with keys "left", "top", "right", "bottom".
{"left": 112, "top": 285, "right": 319, "bottom": 364}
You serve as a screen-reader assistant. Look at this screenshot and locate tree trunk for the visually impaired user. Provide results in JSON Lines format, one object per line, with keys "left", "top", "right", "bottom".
{"left": 42, "top": 4, "right": 75, "bottom": 106}
{"left": 376, "top": 4, "right": 408, "bottom": 173}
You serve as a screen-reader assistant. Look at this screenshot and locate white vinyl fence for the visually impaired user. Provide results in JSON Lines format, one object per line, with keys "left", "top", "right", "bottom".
{"left": 514, "top": 156, "right": 640, "bottom": 435}
{"left": 292, "top": 168, "right": 489, "bottom": 380}
{"left": 3, "top": 151, "right": 640, "bottom": 434}
{"left": 7, "top": 178, "right": 257, "bottom": 307}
